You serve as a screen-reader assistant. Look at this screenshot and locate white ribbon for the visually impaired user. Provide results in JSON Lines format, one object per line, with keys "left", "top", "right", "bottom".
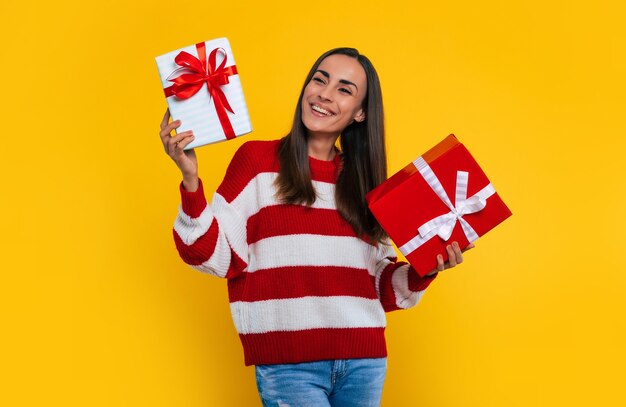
{"left": 398, "top": 156, "right": 496, "bottom": 257}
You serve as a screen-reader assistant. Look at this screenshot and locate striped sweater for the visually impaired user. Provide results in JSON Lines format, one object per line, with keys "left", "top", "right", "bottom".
{"left": 173, "top": 139, "right": 437, "bottom": 366}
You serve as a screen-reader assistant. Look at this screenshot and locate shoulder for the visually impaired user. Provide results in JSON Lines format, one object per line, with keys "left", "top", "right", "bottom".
{"left": 233, "top": 139, "right": 280, "bottom": 160}
{"left": 217, "top": 139, "right": 281, "bottom": 202}
{"left": 231, "top": 139, "right": 281, "bottom": 173}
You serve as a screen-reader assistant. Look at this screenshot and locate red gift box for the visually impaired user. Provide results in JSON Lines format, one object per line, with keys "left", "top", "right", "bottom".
{"left": 366, "top": 134, "right": 512, "bottom": 276}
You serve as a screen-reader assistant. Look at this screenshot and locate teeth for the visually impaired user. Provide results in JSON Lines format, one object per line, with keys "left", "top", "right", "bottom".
{"left": 312, "top": 104, "right": 333, "bottom": 116}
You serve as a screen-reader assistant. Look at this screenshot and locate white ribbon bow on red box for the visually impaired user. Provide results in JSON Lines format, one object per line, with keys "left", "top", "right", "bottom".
{"left": 398, "top": 156, "right": 497, "bottom": 257}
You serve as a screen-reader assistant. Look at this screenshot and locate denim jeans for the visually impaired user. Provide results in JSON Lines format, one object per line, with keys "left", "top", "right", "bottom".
{"left": 255, "top": 358, "right": 387, "bottom": 407}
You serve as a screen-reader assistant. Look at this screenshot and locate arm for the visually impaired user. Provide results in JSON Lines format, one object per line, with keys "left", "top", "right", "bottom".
{"left": 374, "top": 241, "right": 438, "bottom": 312}
{"left": 159, "top": 110, "right": 254, "bottom": 279}
{"left": 173, "top": 177, "right": 248, "bottom": 279}
{"left": 374, "top": 240, "right": 472, "bottom": 312}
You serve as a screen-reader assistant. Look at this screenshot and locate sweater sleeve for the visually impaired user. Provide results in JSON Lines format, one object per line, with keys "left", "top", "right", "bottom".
{"left": 374, "top": 240, "right": 438, "bottom": 312}
{"left": 172, "top": 142, "right": 257, "bottom": 279}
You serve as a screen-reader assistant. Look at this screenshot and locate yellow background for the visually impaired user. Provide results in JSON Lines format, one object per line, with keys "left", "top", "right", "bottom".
{"left": 1, "top": 0, "right": 624, "bottom": 405}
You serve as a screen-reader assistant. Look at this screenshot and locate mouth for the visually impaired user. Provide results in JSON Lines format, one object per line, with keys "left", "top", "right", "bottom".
{"left": 310, "top": 103, "right": 336, "bottom": 117}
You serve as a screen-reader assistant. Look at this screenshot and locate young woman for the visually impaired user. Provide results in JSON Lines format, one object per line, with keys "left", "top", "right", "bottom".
{"left": 159, "top": 47, "right": 470, "bottom": 407}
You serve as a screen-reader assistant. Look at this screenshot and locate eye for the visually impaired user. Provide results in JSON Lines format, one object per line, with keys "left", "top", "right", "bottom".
{"left": 339, "top": 87, "right": 353, "bottom": 95}
{"left": 312, "top": 77, "right": 325, "bottom": 84}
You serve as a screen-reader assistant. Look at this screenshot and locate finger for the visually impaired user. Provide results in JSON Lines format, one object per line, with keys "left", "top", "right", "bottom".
{"left": 175, "top": 132, "right": 196, "bottom": 152}
{"left": 159, "top": 119, "right": 182, "bottom": 142}
{"left": 462, "top": 243, "right": 475, "bottom": 252}
{"left": 446, "top": 245, "right": 457, "bottom": 268}
{"left": 160, "top": 109, "right": 171, "bottom": 130}
{"left": 452, "top": 241, "right": 464, "bottom": 264}
{"left": 436, "top": 254, "right": 445, "bottom": 272}
{"left": 167, "top": 131, "right": 193, "bottom": 155}
{"left": 168, "top": 131, "right": 193, "bottom": 154}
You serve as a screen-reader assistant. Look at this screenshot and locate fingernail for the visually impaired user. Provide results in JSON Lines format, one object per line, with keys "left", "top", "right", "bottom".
{"left": 453, "top": 242, "right": 459, "bottom": 249}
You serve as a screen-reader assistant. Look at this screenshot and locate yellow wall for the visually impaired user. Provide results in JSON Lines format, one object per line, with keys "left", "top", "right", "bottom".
{"left": 2, "top": 0, "right": 624, "bottom": 405}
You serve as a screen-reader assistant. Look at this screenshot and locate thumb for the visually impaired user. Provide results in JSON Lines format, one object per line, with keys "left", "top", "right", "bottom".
{"left": 462, "top": 243, "right": 475, "bottom": 252}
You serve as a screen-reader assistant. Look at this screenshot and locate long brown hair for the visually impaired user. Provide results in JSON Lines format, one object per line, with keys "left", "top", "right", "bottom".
{"left": 275, "top": 47, "right": 388, "bottom": 242}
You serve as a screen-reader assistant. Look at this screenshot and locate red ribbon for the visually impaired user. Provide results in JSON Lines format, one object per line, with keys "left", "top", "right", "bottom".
{"left": 163, "top": 42, "right": 239, "bottom": 140}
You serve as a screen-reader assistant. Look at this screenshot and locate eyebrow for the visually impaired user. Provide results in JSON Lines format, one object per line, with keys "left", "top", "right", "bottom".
{"left": 315, "top": 69, "right": 359, "bottom": 91}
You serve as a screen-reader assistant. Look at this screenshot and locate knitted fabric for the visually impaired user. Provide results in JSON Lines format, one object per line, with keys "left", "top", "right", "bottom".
{"left": 173, "top": 140, "right": 437, "bottom": 366}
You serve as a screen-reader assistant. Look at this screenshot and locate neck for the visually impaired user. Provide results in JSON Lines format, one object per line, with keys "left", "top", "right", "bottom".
{"left": 307, "top": 132, "right": 339, "bottom": 161}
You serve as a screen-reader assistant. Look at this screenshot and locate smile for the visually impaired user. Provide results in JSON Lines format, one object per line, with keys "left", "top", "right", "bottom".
{"left": 311, "top": 104, "right": 335, "bottom": 116}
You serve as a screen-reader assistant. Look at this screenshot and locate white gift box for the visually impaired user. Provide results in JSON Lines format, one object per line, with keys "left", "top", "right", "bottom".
{"left": 155, "top": 38, "right": 252, "bottom": 149}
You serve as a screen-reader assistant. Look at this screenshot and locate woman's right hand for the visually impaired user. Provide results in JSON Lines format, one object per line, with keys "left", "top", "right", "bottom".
{"left": 159, "top": 109, "right": 199, "bottom": 191}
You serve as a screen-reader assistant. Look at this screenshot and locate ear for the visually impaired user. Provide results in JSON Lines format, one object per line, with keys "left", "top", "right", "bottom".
{"left": 354, "top": 109, "right": 366, "bottom": 123}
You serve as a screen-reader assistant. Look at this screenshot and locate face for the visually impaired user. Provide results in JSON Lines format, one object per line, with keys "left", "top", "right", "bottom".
{"left": 301, "top": 54, "right": 367, "bottom": 137}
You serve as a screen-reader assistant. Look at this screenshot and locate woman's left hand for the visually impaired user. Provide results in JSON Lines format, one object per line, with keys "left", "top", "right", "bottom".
{"left": 426, "top": 241, "right": 475, "bottom": 276}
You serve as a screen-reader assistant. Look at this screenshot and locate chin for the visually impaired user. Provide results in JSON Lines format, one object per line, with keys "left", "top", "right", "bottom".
{"left": 302, "top": 116, "right": 341, "bottom": 136}
{"left": 304, "top": 122, "right": 335, "bottom": 136}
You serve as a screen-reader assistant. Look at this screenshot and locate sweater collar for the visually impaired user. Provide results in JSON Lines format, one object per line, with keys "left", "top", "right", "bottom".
{"left": 308, "top": 147, "right": 342, "bottom": 181}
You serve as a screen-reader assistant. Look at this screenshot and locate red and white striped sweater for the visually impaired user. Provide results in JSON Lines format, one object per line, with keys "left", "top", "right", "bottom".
{"left": 173, "top": 139, "right": 437, "bottom": 366}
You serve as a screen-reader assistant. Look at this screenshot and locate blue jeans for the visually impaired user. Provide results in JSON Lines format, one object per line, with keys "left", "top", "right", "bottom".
{"left": 255, "top": 358, "right": 387, "bottom": 407}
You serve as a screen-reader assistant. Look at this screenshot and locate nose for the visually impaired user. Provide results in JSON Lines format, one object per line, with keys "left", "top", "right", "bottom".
{"left": 318, "top": 87, "right": 332, "bottom": 101}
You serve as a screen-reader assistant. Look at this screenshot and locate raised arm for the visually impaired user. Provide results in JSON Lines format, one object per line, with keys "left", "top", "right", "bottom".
{"left": 160, "top": 109, "right": 254, "bottom": 279}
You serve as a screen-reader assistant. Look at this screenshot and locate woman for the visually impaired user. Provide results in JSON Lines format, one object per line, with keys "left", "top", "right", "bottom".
{"left": 159, "top": 47, "right": 469, "bottom": 406}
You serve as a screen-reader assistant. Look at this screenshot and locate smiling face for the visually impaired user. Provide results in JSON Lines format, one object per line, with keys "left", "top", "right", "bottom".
{"left": 301, "top": 54, "right": 368, "bottom": 138}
